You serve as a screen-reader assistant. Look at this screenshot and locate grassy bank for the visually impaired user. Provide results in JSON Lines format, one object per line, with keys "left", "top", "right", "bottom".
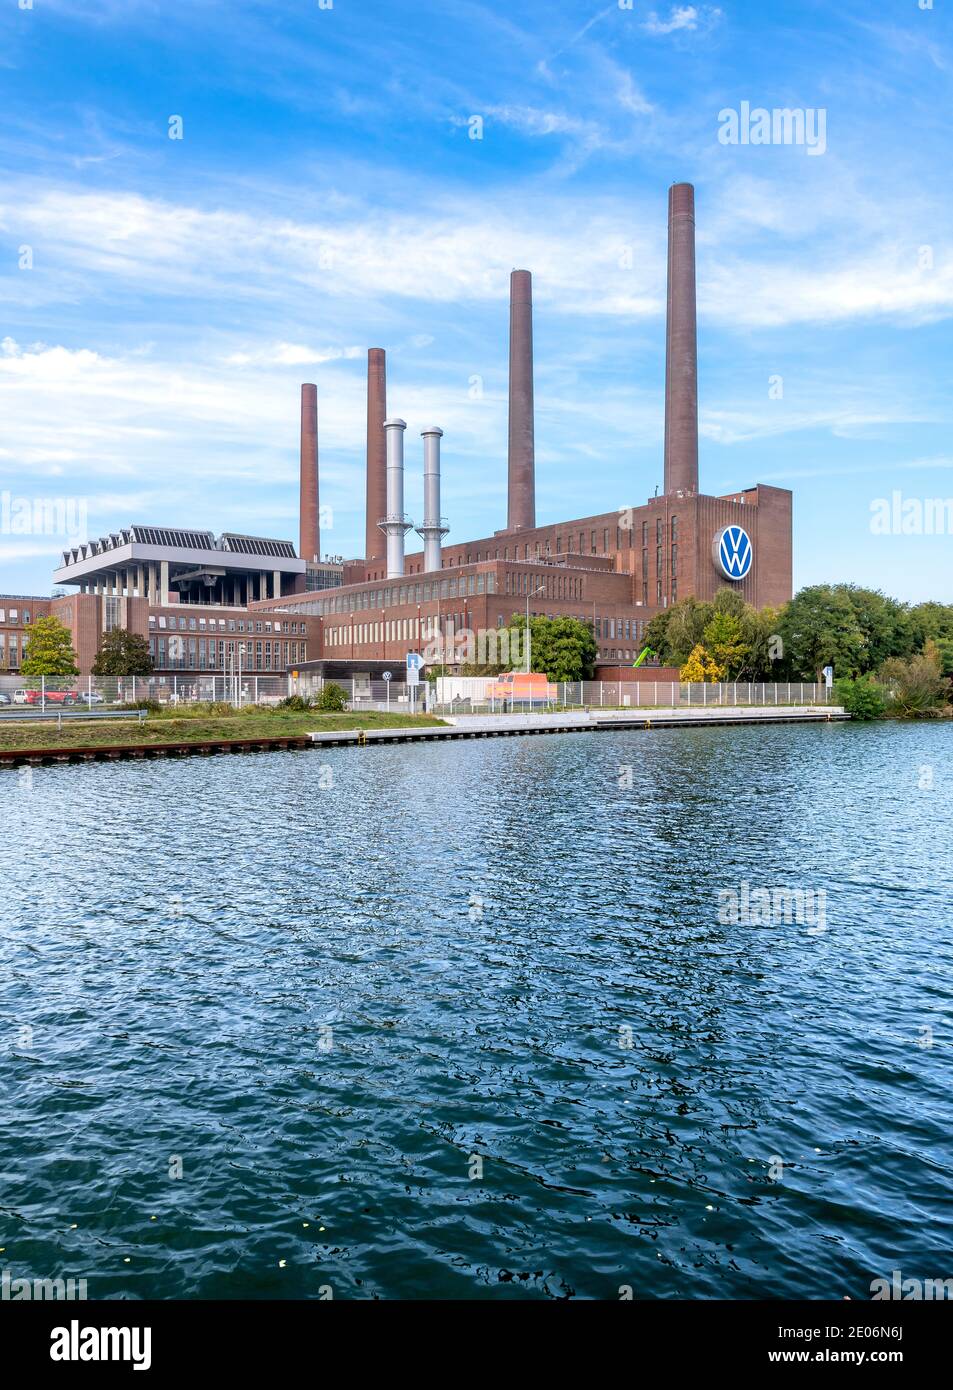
{"left": 0, "top": 708, "right": 443, "bottom": 752}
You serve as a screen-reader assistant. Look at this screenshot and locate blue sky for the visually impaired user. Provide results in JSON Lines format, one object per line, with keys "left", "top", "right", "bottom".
{"left": 1, "top": 0, "right": 951, "bottom": 601}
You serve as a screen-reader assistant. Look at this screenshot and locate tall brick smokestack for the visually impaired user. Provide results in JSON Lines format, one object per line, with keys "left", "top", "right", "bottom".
{"left": 299, "top": 383, "right": 319, "bottom": 564}
{"left": 663, "top": 182, "right": 699, "bottom": 497}
{"left": 365, "top": 348, "right": 387, "bottom": 565}
{"left": 507, "top": 269, "right": 536, "bottom": 531}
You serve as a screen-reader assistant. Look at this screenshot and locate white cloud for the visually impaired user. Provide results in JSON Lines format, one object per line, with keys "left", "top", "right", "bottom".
{"left": 644, "top": 6, "right": 721, "bottom": 37}
{"left": 225, "top": 343, "right": 364, "bottom": 367}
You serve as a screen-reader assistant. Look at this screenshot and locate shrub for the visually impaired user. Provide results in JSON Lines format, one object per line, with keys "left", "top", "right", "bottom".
{"left": 316, "top": 681, "right": 348, "bottom": 712}
{"left": 879, "top": 652, "right": 949, "bottom": 717}
{"left": 834, "top": 675, "right": 887, "bottom": 720}
{"left": 119, "top": 699, "right": 162, "bottom": 714}
{"left": 277, "top": 694, "right": 313, "bottom": 711}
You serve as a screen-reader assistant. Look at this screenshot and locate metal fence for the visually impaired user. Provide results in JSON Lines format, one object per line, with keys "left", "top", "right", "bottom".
{"left": 291, "top": 674, "right": 832, "bottom": 715}
{"left": 0, "top": 672, "right": 833, "bottom": 717}
{"left": 0, "top": 672, "right": 289, "bottom": 710}
{"left": 426, "top": 677, "right": 833, "bottom": 715}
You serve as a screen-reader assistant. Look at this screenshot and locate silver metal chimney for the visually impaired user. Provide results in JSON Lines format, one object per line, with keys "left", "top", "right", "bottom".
{"left": 416, "top": 427, "right": 449, "bottom": 574}
{"left": 379, "top": 417, "right": 412, "bottom": 578}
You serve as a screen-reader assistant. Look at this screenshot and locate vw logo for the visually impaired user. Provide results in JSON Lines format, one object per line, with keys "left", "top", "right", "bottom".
{"left": 712, "top": 524, "right": 753, "bottom": 581}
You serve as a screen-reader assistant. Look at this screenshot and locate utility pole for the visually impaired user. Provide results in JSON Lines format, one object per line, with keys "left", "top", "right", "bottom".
{"left": 525, "top": 582, "right": 545, "bottom": 673}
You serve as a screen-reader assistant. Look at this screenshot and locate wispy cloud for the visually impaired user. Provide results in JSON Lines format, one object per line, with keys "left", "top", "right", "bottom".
{"left": 643, "top": 6, "right": 722, "bottom": 38}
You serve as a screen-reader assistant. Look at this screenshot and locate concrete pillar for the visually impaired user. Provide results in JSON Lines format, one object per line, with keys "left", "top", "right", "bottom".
{"left": 160, "top": 560, "right": 169, "bottom": 606}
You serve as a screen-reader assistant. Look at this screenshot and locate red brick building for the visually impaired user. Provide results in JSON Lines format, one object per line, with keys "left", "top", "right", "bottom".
{"left": 2, "top": 182, "right": 791, "bottom": 682}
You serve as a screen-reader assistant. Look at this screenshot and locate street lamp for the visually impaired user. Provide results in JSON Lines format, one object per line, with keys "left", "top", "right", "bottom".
{"left": 525, "top": 582, "right": 546, "bottom": 673}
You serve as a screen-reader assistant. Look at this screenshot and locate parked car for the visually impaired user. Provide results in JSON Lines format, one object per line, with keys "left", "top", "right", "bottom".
{"left": 0, "top": 692, "right": 11, "bottom": 705}
{"left": 79, "top": 691, "right": 104, "bottom": 705}
{"left": 12, "top": 688, "right": 80, "bottom": 705}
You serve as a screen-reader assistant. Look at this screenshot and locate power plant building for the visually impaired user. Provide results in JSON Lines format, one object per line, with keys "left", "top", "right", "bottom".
{"left": 1, "top": 183, "right": 792, "bottom": 680}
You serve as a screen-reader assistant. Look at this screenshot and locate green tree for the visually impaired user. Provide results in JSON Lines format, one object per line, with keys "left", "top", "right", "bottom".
{"left": 648, "top": 595, "right": 713, "bottom": 666}
{"left": 92, "top": 627, "right": 154, "bottom": 676}
{"left": 642, "top": 608, "right": 673, "bottom": 662}
{"left": 779, "top": 585, "right": 866, "bottom": 682}
{"left": 504, "top": 614, "right": 598, "bottom": 682}
{"left": 702, "top": 609, "right": 748, "bottom": 678}
{"left": 20, "top": 616, "right": 79, "bottom": 684}
{"left": 711, "top": 586, "right": 748, "bottom": 620}
{"left": 910, "top": 603, "right": 953, "bottom": 674}
{"left": 930, "top": 637, "right": 953, "bottom": 677}
{"left": 740, "top": 603, "right": 784, "bottom": 680}
{"left": 842, "top": 586, "right": 917, "bottom": 669}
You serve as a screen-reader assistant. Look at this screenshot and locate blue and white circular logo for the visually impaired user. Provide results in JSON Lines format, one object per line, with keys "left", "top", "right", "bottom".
{"left": 712, "top": 525, "right": 753, "bottom": 581}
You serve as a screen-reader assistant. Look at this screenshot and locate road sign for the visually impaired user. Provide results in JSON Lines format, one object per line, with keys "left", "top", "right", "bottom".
{"left": 405, "top": 651, "right": 423, "bottom": 686}
{"left": 823, "top": 665, "right": 834, "bottom": 688}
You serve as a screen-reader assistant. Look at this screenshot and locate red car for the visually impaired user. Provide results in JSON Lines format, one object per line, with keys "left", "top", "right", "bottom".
{"left": 19, "top": 688, "right": 80, "bottom": 705}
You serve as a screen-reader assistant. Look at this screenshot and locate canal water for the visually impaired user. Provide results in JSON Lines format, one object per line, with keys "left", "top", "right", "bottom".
{"left": 2, "top": 722, "right": 951, "bottom": 1299}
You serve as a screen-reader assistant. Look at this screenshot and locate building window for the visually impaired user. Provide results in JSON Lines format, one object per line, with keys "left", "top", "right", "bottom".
{"left": 671, "top": 515, "right": 678, "bottom": 542}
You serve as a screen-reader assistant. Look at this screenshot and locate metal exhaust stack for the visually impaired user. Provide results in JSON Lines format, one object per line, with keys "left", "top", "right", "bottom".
{"left": 379, "top": 418, "right": 411, "bottom": 578}
{"left": 365, "top": 348, "right": 387, "bottom": 566}
{"left": 416, "top": 427, "right": 449, "bottom": 574}
{"left": 663, "top": 182, "right": 699, "bottom": 497}
{"left": 299, "top": 383, "right": 319, "bottom": 565}
{"left": 507, "top": 269, "right": 536, "bottom": 531}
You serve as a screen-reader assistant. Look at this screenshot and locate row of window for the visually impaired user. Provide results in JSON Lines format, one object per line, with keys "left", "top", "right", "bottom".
{"left": 438, "top": 516, "right": 679, "bottom": 567}
{"left": 593, "top": 618, "right": 648, "bottom": 642}
{"left": 306, "top": 572, "right": 497, "bottom": 618}
{"left": 504, "top": 571, "right": 583, "bottom": 600}
{"left": 0, "top": 632, "right": 22, "bottom": 667}
{"left": 325, "top": 613, "right": 651, "bottom": 653}
{"left": 148, "top": 615, "right": 307, "bottom": 635}
{"left": 148, "top": 638, "right": 307, "bottom": 671}
{"left": 0, "top": 608, "right": 31, "bottom": 625}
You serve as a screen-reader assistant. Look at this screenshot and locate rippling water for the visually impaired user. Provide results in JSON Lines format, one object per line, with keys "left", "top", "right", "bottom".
{"left": 3, "top": 722, "right": 952, "bottom": 1299}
